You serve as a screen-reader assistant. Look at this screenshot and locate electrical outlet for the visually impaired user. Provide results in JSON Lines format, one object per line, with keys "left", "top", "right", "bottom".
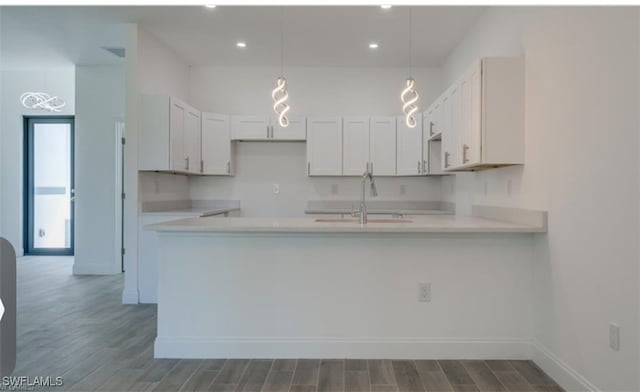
{"left": 331, "top": 184, "right": 338, "bottom": 195}
{"left": 418, "top": 282, "right": 431, "bottom": 302}
{"left": 400, "top": 185, "right": 407, "bottom": 195}
{"left": 609, "top": 323, "right": 620, "bottom": 351}
{"left": 273, "top": 184, "right": 280, "bottom": 195}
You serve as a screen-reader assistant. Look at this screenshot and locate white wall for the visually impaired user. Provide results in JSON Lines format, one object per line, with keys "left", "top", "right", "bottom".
{"left": 0, "top": 68, "right": 75, "bottom": 255}
{"left": 187, "top": 65, "right": 443, "bottom": 216}
{"left": 122, "top": 24, "right": 190, "bottom": 303}
{"left": 439, "top": 7, "right": 639, "bottom": 391}
{"left": 74, "top": 65, "right": 125, "bottom": 275}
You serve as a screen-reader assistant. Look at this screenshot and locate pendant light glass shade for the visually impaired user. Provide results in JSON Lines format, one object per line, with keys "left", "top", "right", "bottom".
{"left": 272, "top": 76, "right": 290, "bottom": 127}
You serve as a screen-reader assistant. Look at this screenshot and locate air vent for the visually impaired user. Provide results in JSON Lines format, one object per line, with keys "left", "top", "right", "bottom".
{"left": 101, "top": 47, "right": 125, "bottom": 58}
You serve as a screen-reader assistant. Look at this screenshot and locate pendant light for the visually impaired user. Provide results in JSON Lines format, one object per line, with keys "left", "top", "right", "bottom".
{"left": 401, "top": 7, "right": 419, "bottom": 128}
{"left": 20, "top": 72, "right": 66, "bottom": 113}
{"left": 272, "top": 7, "right": 290, "bottom": 127}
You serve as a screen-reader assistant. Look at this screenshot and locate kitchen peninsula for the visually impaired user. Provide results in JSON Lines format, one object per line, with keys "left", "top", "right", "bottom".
{"left": 149, "top": 206, "right": 546, "bottom": 359}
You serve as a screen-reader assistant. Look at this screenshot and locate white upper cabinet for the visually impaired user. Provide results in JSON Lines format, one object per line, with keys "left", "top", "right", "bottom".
{"left": 185, "top": 108, "right": 201, "bottom": 173}
{"left": 342, "top": 116, "right": 370, "bottom": 176}
{"left": 271, "top": 115, "right": 307, "bottom": 140}
{"left": 169, "top": 98, "right": 186, "bottom": 171}
{"left": 231, "top": 115, "right": 270, "bottom": 140}
{"left": 231, "top": 115, "right": 306, "bottom": 141}
{"left": 201, "top": 113, "right": 233, "bottom": 175}
{"left": 396, "top": 114, "right": 423, "bottom": 175}
{"left": 439, "top": 57, "right": 524, "bottom": 172}
{"left": 140, "top": 95, "right": 201, "bottom": 174}
{"left": 306, "top": 117, "right": 342, "bottom": 176}
{"left": 369, "top": 116, "right": 397, "bottom": 176}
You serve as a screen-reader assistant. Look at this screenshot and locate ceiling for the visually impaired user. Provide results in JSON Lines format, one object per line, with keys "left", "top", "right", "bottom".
{"left": 0, "top": 6, "right": 484, "bottom": 69}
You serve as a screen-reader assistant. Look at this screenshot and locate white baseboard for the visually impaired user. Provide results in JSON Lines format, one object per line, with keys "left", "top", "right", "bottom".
{"left": 72, "top": 262, "right": 121, "bottom": 275}
{"left": 532, "top": 340, "right": 599, "bottom": 392}
{"left": 154, "top": 337, "right": 531, "bottom": 360}
{"left": 121, "top": 288, "right": 139, "bottom": 304}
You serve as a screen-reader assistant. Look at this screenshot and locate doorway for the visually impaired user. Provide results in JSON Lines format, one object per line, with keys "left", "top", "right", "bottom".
{"left": 24, "top": 116, "right": 75, "bottom": 256}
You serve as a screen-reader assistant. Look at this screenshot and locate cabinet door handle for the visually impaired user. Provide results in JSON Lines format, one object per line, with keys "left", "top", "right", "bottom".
{"left": 430, "top": 121, "right": 435, "bottom": 136}
{"left": 200, "top": 160, "right": 204, "bottom": 173}
{"left": 307, "top": 162, "right": 311, "bottom": 175}
{"left": 463, "top": 144, "right": 470, "bottom": 164}
{"left": 444, "top": 152, "right": 450, "bottom": 168}
{"left": 185, "top": 157, "right": 189, "bottom": 170}
{"left": 227, "top": 161, "right": 231, "bottom": 174}
{"left": 418, "top": 161, "right": 421, "bottom": 174}
{"left": 423, "top": 160, "right": 427, "bottom": 173}
{"left": 370, "top": 162, "right": 373, "bottom": 174}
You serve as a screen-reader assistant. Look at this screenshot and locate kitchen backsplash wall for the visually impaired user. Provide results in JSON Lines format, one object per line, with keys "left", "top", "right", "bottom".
{"left": 139, "top": 172, "right": 190, "bottom": 203}
{"left": 189, "top": 142, "right": 442, "bottom": 217}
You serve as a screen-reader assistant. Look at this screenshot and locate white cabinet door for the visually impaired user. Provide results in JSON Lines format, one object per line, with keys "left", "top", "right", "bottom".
{"left": 307, "top": 117, "right": 342, "bottom": 176}
{"left": 370, "top": 116, "right": 396, "bottom": 176}
{"left": 231, "top": 115, "right": 270, "bottom": 140}
{"left": 342, "top": 116, "right": 370, "bottom": 176}
{"left": 272, "top": 115, "right": 306, "bottom": 140}
{"left": 460, "top": 61, "right": 482, "bottom": 166}
{"left": 202, "top": 113, "right": 232, "bottom": 175}
{"left": 396, "top": 114, "right": 423, "bottom": 175}
{"left": 441, "top": 91, "right": 459, "bottom": 170}
{"left": 424, "top": 108, "right": 435, "bottom": 139}
{"left": 185, "top": 107, "right": 201, "bottom": 174}
{"left": 169, "top": 98, "right": 187, "bottom": 172}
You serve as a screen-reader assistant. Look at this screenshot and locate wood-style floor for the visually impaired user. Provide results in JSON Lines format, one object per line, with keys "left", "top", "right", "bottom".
{"left": 14, "top": 256, "right": 564, "bottom": 392}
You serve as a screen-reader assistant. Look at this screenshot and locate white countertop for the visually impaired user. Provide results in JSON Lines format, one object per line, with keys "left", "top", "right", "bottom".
{"left": 147, "top": 215, "right": 546, "bottom": 233}
{"left": 139, "top": 207, "right": 240, "bottom": 217}
{"left": 304, "top": 208, "right": 453, "bottom": 216}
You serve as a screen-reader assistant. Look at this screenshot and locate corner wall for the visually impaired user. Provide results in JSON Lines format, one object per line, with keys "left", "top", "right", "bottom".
{"left": 439, "top": 7, "right": 639, "bottom": 391}
{"left": 122, "top": 24, "right": 191, "bottom": 303}
{"left": 73, "top": 65, "right": 125, "bottom": 275}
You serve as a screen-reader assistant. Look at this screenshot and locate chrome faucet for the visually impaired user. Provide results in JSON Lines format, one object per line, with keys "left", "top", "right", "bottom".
{"left": 354, "top": 167, "right": 378, "bottom": 224}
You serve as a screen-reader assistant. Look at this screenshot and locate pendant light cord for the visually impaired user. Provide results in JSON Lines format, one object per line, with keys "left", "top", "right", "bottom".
{"left": 280, "top": 7, "right": 284, "bottom": 77}
{"left": 409, "top": 6, "right": 413, "bottom": 77}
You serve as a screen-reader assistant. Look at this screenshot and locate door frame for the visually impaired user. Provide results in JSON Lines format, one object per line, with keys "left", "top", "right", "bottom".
{"left": 23, "top": 116, "right": 75, "bottom": 256}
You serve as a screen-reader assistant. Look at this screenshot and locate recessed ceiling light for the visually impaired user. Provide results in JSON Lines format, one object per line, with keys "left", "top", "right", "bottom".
{"left": 205, "top": 4, "right": 216, "bottom": 8}
{"left": 380, "top": 5, "right": 392, "bottom": 9}
{"left": 369, "top": 43, "right": 379, "bottom": 49}
{"left": 236, "top": 42, "right": 247, "bottom": 48}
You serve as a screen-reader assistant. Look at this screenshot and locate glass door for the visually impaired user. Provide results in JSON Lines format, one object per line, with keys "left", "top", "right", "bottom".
{"left": 24, "top": 117, "right": 74, "bottom": 255}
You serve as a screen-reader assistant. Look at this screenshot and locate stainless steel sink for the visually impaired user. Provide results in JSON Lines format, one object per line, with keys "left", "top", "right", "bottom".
{"left": 314, "top": 218, "right": 413, "bottom": 223}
